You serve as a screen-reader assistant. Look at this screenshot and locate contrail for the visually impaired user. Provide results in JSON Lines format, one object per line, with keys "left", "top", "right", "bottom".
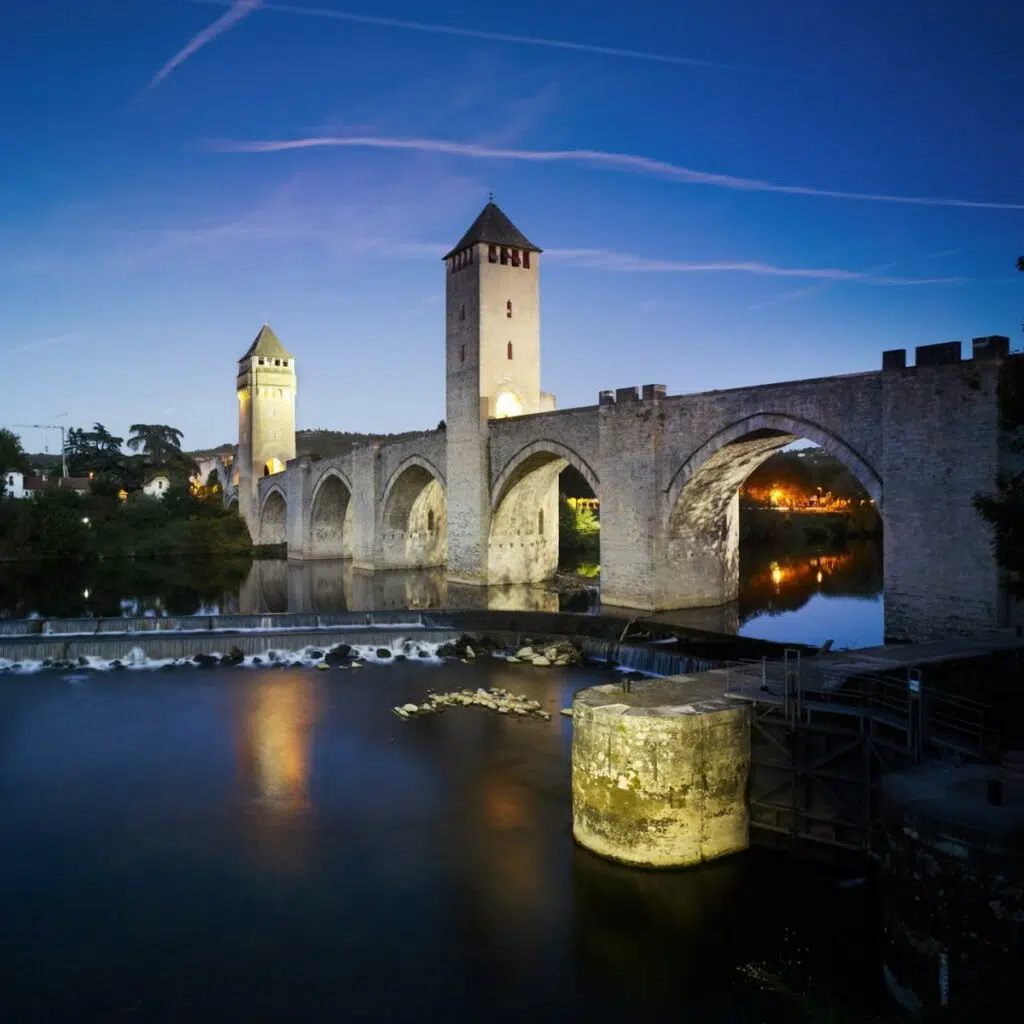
{"left": 545, "top": 249, "right": 965, "bottom": 285}
{"left": 149, "top": 0, "right": 260, "bottom": 92}
{"left": 187, "top": 0, "right": 732, "bottom": 69}
{"left": 11, "top": 332, "right": 78, "bottom": 355}
{"left": 209, "top": 135, "right": 1024, "bottom": 211}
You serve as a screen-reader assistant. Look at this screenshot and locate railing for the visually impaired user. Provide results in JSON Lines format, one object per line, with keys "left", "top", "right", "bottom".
{"left": 724, "top": 652, "right": 998, "bottom": 761}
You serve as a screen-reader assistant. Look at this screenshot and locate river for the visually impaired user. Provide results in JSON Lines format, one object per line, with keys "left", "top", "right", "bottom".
{"left": 0, "top": 657, "right": 886, "bottom": 1020}
{"left": 0, "top": 541, "right": 883, "bottom": 648}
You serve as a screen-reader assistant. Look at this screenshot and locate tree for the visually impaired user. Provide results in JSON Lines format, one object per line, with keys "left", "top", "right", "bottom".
{"left": 65, "top": 423, "right": 125, "bottom": 477}
{"left": 0, "top": 429, "right": 30, "bottom": 496}
{"left": 126, "top": 424, "right": 184, "bottom": 464}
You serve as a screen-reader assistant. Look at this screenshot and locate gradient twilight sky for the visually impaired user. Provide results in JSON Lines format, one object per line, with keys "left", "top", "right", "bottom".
{"left": 2, "top": 0, "right": 1022, "bottom": 451}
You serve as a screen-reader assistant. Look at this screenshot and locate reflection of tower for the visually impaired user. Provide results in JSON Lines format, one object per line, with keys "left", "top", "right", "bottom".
{"left": 236, "top": 324, "right": 297, "bottom": 534}
{"left": 235, "top": 678, "right": 315, "bottom": 815}
{"left": 444, "top": 201, "right": 553, "bottom": 582}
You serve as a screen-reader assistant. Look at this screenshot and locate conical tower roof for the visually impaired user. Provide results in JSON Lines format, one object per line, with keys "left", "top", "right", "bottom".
{"left": 241, "top": 323, "right": 293, "bottom": 362}
{"left": 444, "top": 201, "right": 541, "bottom": 260}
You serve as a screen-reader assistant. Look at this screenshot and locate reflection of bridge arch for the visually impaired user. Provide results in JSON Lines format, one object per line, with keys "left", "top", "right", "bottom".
{"left": 259, "top": 486, "right": 288, "bottom": 547}
{"left": 489, "top": 440, "right": 598, "bottom": 585}
{"left": 380, "top": 457, "right": 447, "bottom": 568}
{"left": 309, "top": 468, "right": 353, "bottom": 558}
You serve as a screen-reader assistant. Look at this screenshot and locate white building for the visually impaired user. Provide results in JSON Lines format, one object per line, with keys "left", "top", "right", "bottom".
{"left": 5, "top": 471, "right": 24, "bottom": 499}
{"left": 143, "top": 475, "right": 171, "bottom": 499}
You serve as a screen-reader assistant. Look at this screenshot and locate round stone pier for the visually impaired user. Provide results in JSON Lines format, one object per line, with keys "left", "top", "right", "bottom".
{"left": 571, "top": 677, "right": 751, "bottom": 868}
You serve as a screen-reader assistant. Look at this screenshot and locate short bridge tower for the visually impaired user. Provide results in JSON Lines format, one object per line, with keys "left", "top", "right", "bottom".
{"left": 236, "top": 324, "right": 296, "bottom": 533}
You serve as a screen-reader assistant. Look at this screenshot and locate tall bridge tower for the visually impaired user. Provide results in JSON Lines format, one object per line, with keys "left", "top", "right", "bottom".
{"left": 236, "top": 324, "right": 297, "bottom": 533}
{"left": 443, "top": 200, "right": 550, "bottom": 583}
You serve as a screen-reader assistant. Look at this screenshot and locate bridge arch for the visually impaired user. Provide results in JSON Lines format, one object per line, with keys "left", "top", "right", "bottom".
{"left": 380, "top": 456, "right": 447, "bottom": 568}
{"left": 258, "top": 486, "right": 288, "bottom": 547}
{"left": 662, "top": 411, "right": 883, "bottom": 609}
{"left": 488, "top": 440, "right": 599, "bottom": 585}
{"left": 666, "top": 412, "right": 882, "bottom": 519}
{"left": 309, "top": 468, "right": 354, "bottom": 558}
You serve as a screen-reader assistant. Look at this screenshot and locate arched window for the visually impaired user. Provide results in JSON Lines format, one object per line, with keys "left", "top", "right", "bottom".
{"left": 538, "top": 508, "right": 544, "bottom": 535}
{"left": 506, "top": 300, "right": 512, "bottom": 318}
{"left": 507, "top": 341, "right": 513, "bottom": 360}
{"left": 427, "top": 509, "right": 435, "bottom": 532}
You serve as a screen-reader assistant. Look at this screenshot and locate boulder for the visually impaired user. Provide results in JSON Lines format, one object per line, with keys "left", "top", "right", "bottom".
{"left": 376, "top": 648, "right": 393, "bottom": 659}
{"left": 324, "top": 644, "right": 352, "bottom": 665}
{"left": 532, "top": 656, "right": 551, "bottom": 667}
{"left": 225, "top": 646, "right": 245, "bottom": 665}
{"left": 193, "top": 653, "right": 219, "bottom": 669}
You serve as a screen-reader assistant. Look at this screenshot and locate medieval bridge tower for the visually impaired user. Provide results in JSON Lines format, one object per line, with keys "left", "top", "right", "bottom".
{"left": 443, "top": 201, "right": 557, "bottom": 584}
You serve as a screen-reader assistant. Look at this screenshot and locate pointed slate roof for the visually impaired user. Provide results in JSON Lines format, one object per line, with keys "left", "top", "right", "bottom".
{"left": 241, "top": 324, "right": 293, "bottom": 362}
{"left": 443, "top": 201, "right": 541, "bottom": 260}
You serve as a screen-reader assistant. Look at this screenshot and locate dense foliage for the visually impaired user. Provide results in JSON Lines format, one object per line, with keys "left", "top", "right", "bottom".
{"left": 0, "top": 428, "right": 30, "bottom": 496}
{"left": 559, "top": 494, "right": 599, "bottom": 556}
{"left": 0, "top": 484, "right": 251, "bottom": 561}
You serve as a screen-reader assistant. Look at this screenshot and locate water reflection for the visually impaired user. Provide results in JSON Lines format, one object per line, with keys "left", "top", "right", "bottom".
{"left": 0, "top": 543, "right": 884, "bottom": 648}
{"left": 232, "top": 675, "right": 317, "bottom": 873}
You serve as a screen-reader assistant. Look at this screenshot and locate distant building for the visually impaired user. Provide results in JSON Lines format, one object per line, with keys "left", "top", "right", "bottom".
{"left": 5, "top": 471, "right": 24, "bottom": 498}
{"left": 143, "top": 474, "right": 171, "bottom": 499}
{"left": 15, "top": 475, "right": 91, "bottom": 498}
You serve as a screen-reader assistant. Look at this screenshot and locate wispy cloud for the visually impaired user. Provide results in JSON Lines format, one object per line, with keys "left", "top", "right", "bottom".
{"left": 545, "top": 248, "right": 966, "bottom": 284}
{"left": 747, "top": 247, "right": 967, "bottom": 309}
{"left": 148, "top": 0, "right": 260, "bottom": 93}
{"left": 209, "top": 135, "right": 1024, "bottom": 211}
{"left": 10, "top": 332, "right": 79, "bottom": 356}
{"left": 189, "top": 0, "right": 732, "bottom": 69}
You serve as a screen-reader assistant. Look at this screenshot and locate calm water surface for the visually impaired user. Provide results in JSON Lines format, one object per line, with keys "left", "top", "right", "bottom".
{"left": 0, "top": 541, "right": 883, "bottom": 648}
{"left": 0, "top": 660, "right": 885, "bottom": 1021}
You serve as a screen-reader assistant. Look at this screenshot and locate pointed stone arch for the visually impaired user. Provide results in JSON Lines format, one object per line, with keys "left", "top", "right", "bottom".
{"left": 665, "top": 412, "right": 882, "bottom": 522}
{"left": 491, "top": 439, "right": 599, "bottom": 513}
{"left": 660, "top": 411, "right": 883, "bottom": 610}
{"left": 258, "top": 485, "right": 288, "bottom": 547}
{"left": 488, "top": 439, "right": 599, "bottom": 585}
{"left": 380, "top": 456, "right": 447, "bottom": 568}
{"left": 309, "top": 468, "right": 354, "bottom": 558}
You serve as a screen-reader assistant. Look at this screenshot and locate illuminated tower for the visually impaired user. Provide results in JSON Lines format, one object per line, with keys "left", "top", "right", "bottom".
{"left": 236, "top": 324, "right": 297, "bottom": 533}
{"left": 444, "top": 201, "right": 549, "bottom": 581}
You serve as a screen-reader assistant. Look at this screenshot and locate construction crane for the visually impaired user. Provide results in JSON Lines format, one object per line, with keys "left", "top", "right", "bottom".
{"left": 13, "top": 423, "right": 68, "bottom": 478}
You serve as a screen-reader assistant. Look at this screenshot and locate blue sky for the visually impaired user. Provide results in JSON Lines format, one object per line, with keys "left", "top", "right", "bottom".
{"left": 2, "top": 0, "right": 1022, "bottom": 451}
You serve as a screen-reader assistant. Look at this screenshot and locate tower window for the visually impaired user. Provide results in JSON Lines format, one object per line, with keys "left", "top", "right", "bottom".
{"left": 511, "top": 249, "right": 520, "bottom": 267}
{"left": 427, "top": 509, "right": 435, "bottom": 532}
{"left": 538, "top": 508, "right": 544, "bottom": 535}
{"left": 467, "top": 247, "right": 473, "bottom": 264}
{"left": 460, "top": 345, "right": 465, "bottom": 363}
{"left": 460, "top": 304, "right": 465, "bottom": 322}
{"left": 500, "top": 247, "right": 509, "bottom": 265}
{"left": 507, "top": 341, "right": 513, "bottom": 360}
{"left": 506, "top": 300, "right": 512, "bottom": 318}
{"left": 523, "top": 251, "right": 531, "bottom": 269}
{"left": 488, "top": 245, "right": 497, "bottom": 263}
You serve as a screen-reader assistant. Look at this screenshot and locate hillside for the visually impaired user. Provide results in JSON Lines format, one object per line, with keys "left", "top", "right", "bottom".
{"left": 189, "top": 427, "right": 443, "bottom": 463}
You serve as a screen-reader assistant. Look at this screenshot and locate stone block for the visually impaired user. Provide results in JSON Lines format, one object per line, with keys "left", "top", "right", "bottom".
{"left": 883, "top": 349, "right": 907, "bottom": 370}
{"left": 641, "top": 384, "right": 667, "bottom": 400}
{"left": 571, "top": 678, "right": 750, "bottom": 868}
{"left": 615, "top": 386, "right": 639, "bottom": 403}
{"left": 972, "top": 336, "right": 1010, "bottom": 360}
{"left": 915, "top": 341, "right": 961, "bottom": 366}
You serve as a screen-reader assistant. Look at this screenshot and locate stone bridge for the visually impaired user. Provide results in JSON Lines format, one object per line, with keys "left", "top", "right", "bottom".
{"left": 253, "top": 340, "right": 1013, "bottom": 642}
{"left": 236, "top": 200, "right": 1014, "bottom": 642}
